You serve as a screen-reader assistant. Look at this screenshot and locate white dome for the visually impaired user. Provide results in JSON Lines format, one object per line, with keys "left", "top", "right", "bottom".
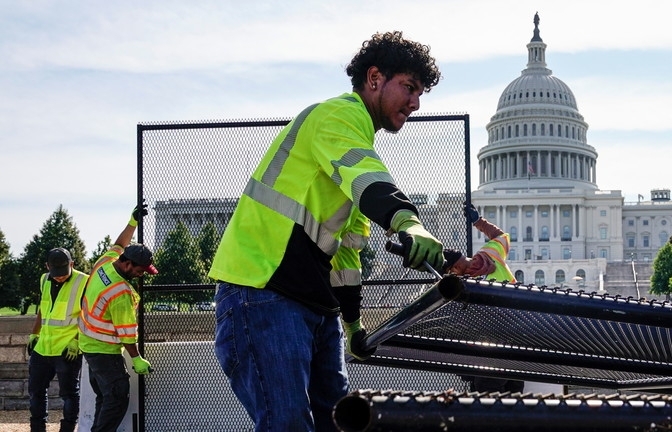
{"left": 478, "top": 12, "right": 596, "bottom": 192}
{"left": 497, "top": 70, "right": 578, "bottom": 111}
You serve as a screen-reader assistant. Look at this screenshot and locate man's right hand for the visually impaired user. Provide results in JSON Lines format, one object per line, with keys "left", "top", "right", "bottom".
{"left": 132, "top": 355, "right": 152, "bottom": 375}
{"left": 27, "top": 334, "right": 39, "bottom": 356}
{"left": 391, "top": 210, "right": 444, "bottom": 271}
{"left": 129, "top": 201, "right": 148, "bottom": 227}
{"left": 464, "top": 203, "right": 480, "bottom": 224}
{"left": 343, "top": 319, "right": 376, "bottom": 361}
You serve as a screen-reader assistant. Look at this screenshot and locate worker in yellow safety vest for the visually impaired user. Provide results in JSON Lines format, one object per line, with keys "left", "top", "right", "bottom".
{"left": 78, "top": 204, "right": 157, "bottom": 432}
{"left": 208, "top": 31, "right": 446, "bottom": 431}
{"left": 444, "top": 203, "right": 523, "bottom": 394}
{"left": 27, "top": 247, "right": 88, "bottom": 432}
{"left": 443, "top": 203, "right": 517, "bottom": 283}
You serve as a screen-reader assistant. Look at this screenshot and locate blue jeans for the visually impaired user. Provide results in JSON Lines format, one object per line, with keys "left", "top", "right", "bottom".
{"left": 84, "top": 353, "right": 130, "bottom": 432}
{"left": 214, "top": 282, "right": 349, "bottom": 432}
{"left": 28, "top": 351, "right": 82, "bottom": 431}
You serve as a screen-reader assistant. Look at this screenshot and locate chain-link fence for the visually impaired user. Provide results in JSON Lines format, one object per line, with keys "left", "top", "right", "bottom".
{"left": 137, "top": 113, "right": 470, "bottom": 431}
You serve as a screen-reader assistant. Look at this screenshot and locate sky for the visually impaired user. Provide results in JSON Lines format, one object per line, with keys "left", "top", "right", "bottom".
{"left": 1, "top": 0, "right": 671, "bottom": 256}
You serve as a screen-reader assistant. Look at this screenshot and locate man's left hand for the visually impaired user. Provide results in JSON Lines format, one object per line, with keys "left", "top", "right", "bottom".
{"left": 63, "top": 339, "right": 80, "bottom": 361}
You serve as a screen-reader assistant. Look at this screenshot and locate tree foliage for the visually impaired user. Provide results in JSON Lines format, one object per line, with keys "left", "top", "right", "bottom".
{"left": 0, "top": 230, "right": 22, "bottom": 310}
{"left": 152, "top": 221, "right": 208, "bottom": 285}
{"left": 17, "top": 205, "right": 88, "bottom": 314}
{"left": 197, "top": 222, "right": 219, "bottom": 275}
{"left": 89, "top": 235, "right": 112, "bottom": 268}
{"left": 650, "top": 242, "right": 672, "bottom": 298}
{"left": 360, "top": 244, "right": 376, "bottom": 280}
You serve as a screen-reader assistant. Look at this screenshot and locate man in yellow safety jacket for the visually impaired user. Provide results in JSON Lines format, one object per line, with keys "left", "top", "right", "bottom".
{"left": 209, "top": 31, "right": 445, "bottom": 431}
{"left": 27, "top": 247, "right": 88, "bottom": 432}
{"left": 78, "top": 204, "right": 157, "bottom": 432}
{"left": 443, "top": 203, "right": 517, "bottom": 283}
{"left": 445, "top": 203, "right": 523, "bottom": 394}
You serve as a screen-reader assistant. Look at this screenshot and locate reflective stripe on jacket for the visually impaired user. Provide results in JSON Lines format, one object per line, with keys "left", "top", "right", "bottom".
{"left": 481, "top": 233, "right": 517, "bottom": 283}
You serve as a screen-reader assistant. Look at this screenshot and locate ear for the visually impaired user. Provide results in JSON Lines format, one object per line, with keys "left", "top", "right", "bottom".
{"left": 367, "top": 66, "right": 381, "bottom": 90}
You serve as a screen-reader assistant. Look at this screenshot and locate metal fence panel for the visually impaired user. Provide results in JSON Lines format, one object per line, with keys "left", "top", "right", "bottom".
{"left": 138, "top": 114, "right": 470, "bottom": 431}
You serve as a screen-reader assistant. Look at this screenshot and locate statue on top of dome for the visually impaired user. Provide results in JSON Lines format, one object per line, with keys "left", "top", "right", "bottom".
{"left": 534, "top": 12, "right": 540, "bottom": 28}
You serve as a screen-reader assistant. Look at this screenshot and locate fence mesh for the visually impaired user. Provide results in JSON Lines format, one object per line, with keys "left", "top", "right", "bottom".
{"left": 138, "top": 113, "right": 470, "bottom": 431}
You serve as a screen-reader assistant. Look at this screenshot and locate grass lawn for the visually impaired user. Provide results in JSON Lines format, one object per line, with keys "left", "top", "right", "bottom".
{"left": 0, "top": 305, "right": 38, "bottom": 316}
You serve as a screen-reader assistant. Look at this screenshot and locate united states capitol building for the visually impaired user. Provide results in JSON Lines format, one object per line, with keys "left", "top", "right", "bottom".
{"left": 468, "top": 13, "right": 671, "bottom": 295}
{"left": 152, "top": 14, "right": 670, "bottom": 297}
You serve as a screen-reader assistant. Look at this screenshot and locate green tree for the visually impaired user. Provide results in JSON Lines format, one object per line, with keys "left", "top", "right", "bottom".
{"left": 150, "top": 222, "right": 208, "bottom": 307}
{"left": 650, "top": 242, "right": 672, "bottom": 300}
{"left": 0, "top": 230, "right": 22, "bottom": 310}
{"left": 89, "top": 235, "right": 112, "bottom": 267}
{"left": 18, "top": 205, "right": 88, "bottom": 314}
{"left": 197, "top": 222, "right": 219, "bottom": 276}
{"left": 360, "top": 244, "right": 376, "bottom": 280}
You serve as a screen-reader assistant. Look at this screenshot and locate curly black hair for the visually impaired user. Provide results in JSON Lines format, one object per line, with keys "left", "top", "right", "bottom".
{"left": 346, "top": 31, "right": 441, "bottom": 92}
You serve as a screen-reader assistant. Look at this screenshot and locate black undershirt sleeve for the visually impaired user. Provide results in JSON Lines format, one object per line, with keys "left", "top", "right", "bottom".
{"left": 358, "top": 182, "right": 418, "bottom": 230}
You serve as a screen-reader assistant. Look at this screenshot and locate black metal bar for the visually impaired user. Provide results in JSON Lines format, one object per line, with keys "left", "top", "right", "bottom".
{"left": 333, "top": 390, "right": 672, "bottom": 432}
{"left": 457, "top": 278, "right": 672, "bottom": 327}
{"left": 383, "top": 335, "right": 672, "bottom": 377}
{"left": 358, "top": 276, "right": 463, "bottom": 352}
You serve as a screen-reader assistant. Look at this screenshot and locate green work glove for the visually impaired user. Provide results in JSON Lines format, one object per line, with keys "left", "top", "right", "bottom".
{"left": 391, "top": 209, "right": 444, "bottom": 271}
{"left": 129, "top": 201, "right": 148, "bottom": 227}
{"left": 132, "top": 355, "right": 152, "bottom": 375}
{"left": 62, "top": 338, "right": 80, "bottom": 361}
{"left": 27, "top": 334, "right": 39, "bottom": 356}
{"left": 343, "top": 318, "right": 376, "bottom": 361}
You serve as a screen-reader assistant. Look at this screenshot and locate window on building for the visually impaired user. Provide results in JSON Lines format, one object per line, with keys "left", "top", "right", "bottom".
{"left": 540, "top": 226, "right": 549, "bottom": 241}
{"left": 628, "top": 220, "right": 634, "bottom": 226}
{"left": 510, "top": 226, "right": 518, "bottom": 242}
{"left": 525, "top": 249, "right": 532, "bottom": 260}
{"left": 515, "top": 270, "right": 525, "bottom": 283}
{"left": 541, "top": 210, "right": 548, "bottom": 217}
{"left": 562, "top": 225, "right": 571, "bottom": 240}
{"left": 526, "top": 211, "right": 533, "bottom": 218}
{"left": 532, "top": 124, "right": 536, "bottom": 136}
{"left": 627, "top": 235, "right": 635, "bottom": 248}
{"left": 600, "top": 210, "right": 606, "bottom": 217}
{"left": 643, "top": 235, "right": 650, "bottom": 247}
{"left": 488, "top": 212, "right": 495, "bottom": 219}
{"left": 523, "top": 124, "right": 528, "bottom": 136}
{"left": 510, "top": 211, "right": 517, "bottom": 218}
{"left": 599, "top": 227, "right": 607, "bottom": 240}
{"left": 555, "top": 270, "right": 565, "bottom": 284}
{"left": 563, "top": 248, "right": 571, "bottom": 259}
{"left": 509, "top": 249, "right": 517, "bottom": 261}
{"left": 515, "top": 125, "right": 519, "bottom": 137}
{"left": 643, "top": 220, "right": 649, "bottom": 226}
{"left": 660, "top": 232, "right": 669, "bottom": 246}
{"left": 540, "top": 124, "right": 545, "bottom": 136}
{"left": 507, "top": 125, "right": 511, "bottom": 138}
{"left": 600, "top": 249, "right": 608, "bottom": 259}
{"left": 562, "top": 210, "right": 570, "bottom": 217}
{"left": 549, "top": 123, "right": 554, "bottom": 136}
{"left": 535, "top": 270, "right": 545, "bottom": 286}
{"left": 541, "top": 248, "right": 549, "bottom": 259}
{"left": 526, "top": 227, "right": 533, "bottom": 241}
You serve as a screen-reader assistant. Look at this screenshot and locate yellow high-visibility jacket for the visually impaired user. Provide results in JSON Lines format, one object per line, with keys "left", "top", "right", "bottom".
{"left": 34, "top": 270, "right": 88, "bottom": 356}
{"left": 79, "top": 245, "right": 140, "bottom": 354}
{"left": 209, "top": 92, "right": 415, "bottom": 315}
